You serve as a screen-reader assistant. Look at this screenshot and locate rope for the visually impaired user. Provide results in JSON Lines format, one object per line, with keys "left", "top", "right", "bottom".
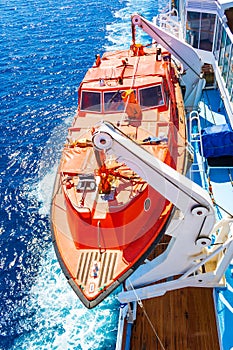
{"left": 128, "top": 279, "right": 167, "bottom": 350}
{"left": 118, "top": 54, "right": 141, "bottom": 128}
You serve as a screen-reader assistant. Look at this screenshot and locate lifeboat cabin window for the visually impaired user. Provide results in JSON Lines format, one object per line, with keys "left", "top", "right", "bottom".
{"left": 139, "top": 85, "right": 164, "bottom": 109}
{"left": 104, "top": 91, "right": 124, "bottom": 112}
{"left": 80, "top": 91, "right": 101, "bottom": 112}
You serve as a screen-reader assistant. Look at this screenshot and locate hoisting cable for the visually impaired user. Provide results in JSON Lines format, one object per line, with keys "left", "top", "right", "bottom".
{"left": 213, "top": 200, "right": 232, "bottom": 218}
{"left": 128, "top": 279, "right": 167, "bottom": 350}
{"left": 228, "top": 168, "right": 233, "bottom": 188}
{"left": 208, "top": 176, "right": 233, "bottom": 218}
{"left": 203, "top": 89, "right": 216, "bottom": 125}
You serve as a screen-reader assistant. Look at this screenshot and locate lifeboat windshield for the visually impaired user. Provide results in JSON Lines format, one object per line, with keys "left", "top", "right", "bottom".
{"left": 104, "top": 91, "right": 124, "bottom": 112}
{"left": 139, "top": 84, "right": 164, "bottom": 109}
{"left": 80, "top": 91, "right": 101, "bottom": 112}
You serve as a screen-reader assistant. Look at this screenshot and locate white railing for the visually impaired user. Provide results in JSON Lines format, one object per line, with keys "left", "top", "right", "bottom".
{"left": 155, "top": 9, "right": 182, "bottom": 39}
{"left": 188, "top": 110, "right": 207, "bottom": 189}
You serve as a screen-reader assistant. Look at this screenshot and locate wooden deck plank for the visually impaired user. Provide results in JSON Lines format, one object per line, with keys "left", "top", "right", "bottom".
{"left": 130, "top": 288, "right": 219, "bottom": 350}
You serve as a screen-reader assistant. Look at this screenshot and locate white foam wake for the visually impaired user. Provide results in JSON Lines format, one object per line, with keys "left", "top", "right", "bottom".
{"left": 104, "top": 0, "right": 169, "bottom": 51}
{"left": 12, "top": 248, "right": 119, "bottom": 349}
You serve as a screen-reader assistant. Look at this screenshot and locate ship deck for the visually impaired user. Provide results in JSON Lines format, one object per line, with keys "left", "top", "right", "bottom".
{"left": 124, "top": 230, "right": 220, "bottom": 349}
{"left": 129, "top": 287, "right": 219, "bottom": 350}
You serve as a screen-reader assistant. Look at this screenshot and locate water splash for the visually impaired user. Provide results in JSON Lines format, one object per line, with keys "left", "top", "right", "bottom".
{"left": 11, "top": 248, "right": 119, "bottom": 350}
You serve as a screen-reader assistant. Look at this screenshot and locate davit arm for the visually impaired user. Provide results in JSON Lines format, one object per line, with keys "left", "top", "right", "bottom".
{"left": 92, "top": 122, "right": 233, "bottom": 303}
{"left": 131, "top": 13, "right": 205, "bottom": 108}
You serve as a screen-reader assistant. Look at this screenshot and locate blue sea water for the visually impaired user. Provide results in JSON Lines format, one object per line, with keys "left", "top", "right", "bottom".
{"left": 0, "top": 0, "right": 168, "bottom": 349}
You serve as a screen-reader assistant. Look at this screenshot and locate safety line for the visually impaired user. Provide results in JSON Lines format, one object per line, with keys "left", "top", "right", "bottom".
{"left": 128, "top": 279, "right": 167, "bottom": 350}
